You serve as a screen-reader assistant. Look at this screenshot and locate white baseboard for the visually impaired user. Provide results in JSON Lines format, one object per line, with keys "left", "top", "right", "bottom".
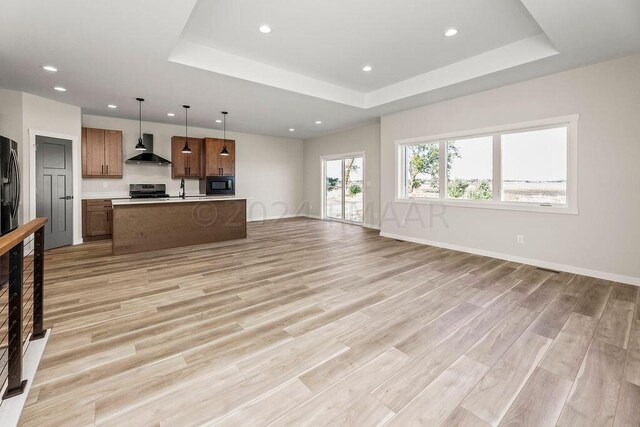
{"left": 380, "top": 231, "right": 640, "bottom": 287}
{"left": 0, "top": 330, "right": 50, "bottom": 426}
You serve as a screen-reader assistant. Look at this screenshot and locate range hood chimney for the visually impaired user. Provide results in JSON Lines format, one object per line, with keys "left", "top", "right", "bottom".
{"left": 125, "top": 134, "right": 171, "bottom": 165}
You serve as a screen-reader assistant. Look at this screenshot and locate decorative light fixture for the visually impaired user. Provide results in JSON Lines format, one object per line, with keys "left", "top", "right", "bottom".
{"left": 134, "top": 98, "right": 146, "bottom": 151}
{"left": 182, "top": 105, "right": 192, "bottom": 154}
{"left": 220, "top": 111, "right": 230, "bottom": 156}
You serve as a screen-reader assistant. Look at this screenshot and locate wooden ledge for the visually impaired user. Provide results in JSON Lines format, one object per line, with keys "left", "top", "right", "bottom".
{"left": 0, "top": 218, "right": 48, "bottom": 256}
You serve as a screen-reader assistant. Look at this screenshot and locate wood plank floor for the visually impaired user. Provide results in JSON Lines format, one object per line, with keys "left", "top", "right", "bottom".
{"left": 18, "top": 218, "right": 639, "bottom": 426}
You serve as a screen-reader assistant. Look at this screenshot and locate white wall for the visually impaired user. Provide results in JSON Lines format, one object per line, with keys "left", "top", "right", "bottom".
{"left": 380, "top": 53, "right": 640, "bottom": 285}
{"left": 0, "top": 89, "right": 23, "bottom": 144}
{"left": 303, "top": 123, "right": 381, "bottom": 228}
{"left": 82, "top": 115, "right": 304, "bottom": 221}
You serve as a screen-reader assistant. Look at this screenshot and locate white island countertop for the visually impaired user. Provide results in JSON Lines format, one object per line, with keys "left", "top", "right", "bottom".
{"left": 112, "top": 196, "right": 246, "bottom": 206}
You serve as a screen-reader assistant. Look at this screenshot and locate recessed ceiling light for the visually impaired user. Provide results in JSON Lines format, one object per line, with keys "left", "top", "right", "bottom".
{"left": 107, "top": 104, "right": 117, "bottom": 109}
{"left": 259, "top": 25, "right": 272, "bottom": 34}
{"left": 445, "top": 28, "right": 458, "bottom": 37}
{"left": 315, "top": 121, "right": 322, "bottom": 124}
{"left": 215, "top": 119, "right": 222, "bottom": 123}
{"left": 167, "top": 113, "right": 175, "bottom": 117}
{"left": 289, "top": 128, "right": 295, "bottom": 132}
{"left": 42, "top": 65, "right": 58, "bottom": 72}
{"left": 362, "top": 65, "right": 373, "bottom": 72}
{"left": 53, "top": 86, "right": 66, "bottom": 92}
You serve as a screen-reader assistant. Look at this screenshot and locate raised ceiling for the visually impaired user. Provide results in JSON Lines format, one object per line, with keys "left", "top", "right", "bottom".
{"left": 181, "top": 0, "right": 544, "bottom": 92}
{"left": 0, "top": 0, "right": 639, "bottom": 139}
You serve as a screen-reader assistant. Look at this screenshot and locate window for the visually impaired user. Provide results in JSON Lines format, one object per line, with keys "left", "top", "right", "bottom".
{"left": 447, "top": 136, "right": 493, "bottom": 200}
{"left": 501, "top": 127, "right": 567, "bottom": 204}
{"left": 403, "top": 143, "right": 439, "bottom": 199}
{"left": 397, "top": 115, "right": 577, "bottom": 213}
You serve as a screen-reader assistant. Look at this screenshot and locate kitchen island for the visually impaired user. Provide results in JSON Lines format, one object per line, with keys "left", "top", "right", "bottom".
{"left": 111, "top": 196, "right": 246, "bottom": 255}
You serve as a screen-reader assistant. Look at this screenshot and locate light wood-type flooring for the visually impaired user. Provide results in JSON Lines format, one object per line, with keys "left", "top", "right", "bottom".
{"left": 19, "top": 218, "right": 640, "bottom": 426}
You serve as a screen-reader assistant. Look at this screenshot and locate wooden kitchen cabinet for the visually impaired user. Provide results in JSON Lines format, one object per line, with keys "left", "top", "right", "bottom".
{"left": 82, "top": 127, "right": 123, "bottom": 178}
{"left": 204, "top": 138, "right": 235, "bottom": 176}
{"left": 82, "top": 199, "right": 113, "bottom": 240}
{"left": 171, "top": 137, "right": 204, "bottom": 179}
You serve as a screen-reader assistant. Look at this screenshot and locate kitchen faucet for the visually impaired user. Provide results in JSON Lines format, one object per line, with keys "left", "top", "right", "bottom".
{"left": 179, "top": 179, "right": 185, "bottom": 199}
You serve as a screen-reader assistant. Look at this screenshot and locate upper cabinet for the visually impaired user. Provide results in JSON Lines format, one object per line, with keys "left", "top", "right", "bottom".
{"left": 82, "top": 127, "right": 123, "bottom": 178}
{"left": 171, "top": 137, "right": 204, "bottom": 179}
{"left": 204, "top": 138, "right": 236, "bottom": 176}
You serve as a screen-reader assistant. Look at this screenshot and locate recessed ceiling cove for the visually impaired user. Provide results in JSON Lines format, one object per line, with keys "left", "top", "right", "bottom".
{"left": 172, "top": 0, "right": 558, "bottom": 108}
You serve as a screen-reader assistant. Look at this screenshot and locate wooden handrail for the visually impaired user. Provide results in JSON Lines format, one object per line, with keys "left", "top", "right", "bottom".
{"left": 0, "top": 218, "right": 48, "bottom": 256}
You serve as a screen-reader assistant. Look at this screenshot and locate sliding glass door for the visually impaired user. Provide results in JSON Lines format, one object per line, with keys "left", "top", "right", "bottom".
{"left": 323, "top": 154, "right": 364, "bottom": 223}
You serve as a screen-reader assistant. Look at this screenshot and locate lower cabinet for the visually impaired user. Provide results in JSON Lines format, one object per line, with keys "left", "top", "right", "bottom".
{"left": 82, "top": 199, "right": 113, "bottom": 241}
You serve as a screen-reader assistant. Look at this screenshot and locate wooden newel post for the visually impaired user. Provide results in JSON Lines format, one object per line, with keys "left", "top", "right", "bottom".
{"left": 31, "top": 227, "right": 45, "bottom": 340}
{"left": 3, "top": 241, "right": 26, "bottom": 399}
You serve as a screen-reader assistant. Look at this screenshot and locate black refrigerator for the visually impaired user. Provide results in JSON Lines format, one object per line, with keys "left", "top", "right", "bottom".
{"left": 0, "top": 135, "right": 20, "bottom": 235}
{"left": 0, "top": 135, "right": 20, "bottom": 288}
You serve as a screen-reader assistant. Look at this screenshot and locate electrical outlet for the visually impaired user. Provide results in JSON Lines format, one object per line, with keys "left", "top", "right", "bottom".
{"left": 401, "top": 219, "right": 407, "bottom": 227}
{"left": 309, "top": 204, "right": 313, "bottom": 209}
{"left": 102, "top": 182, "right": 108, "bottom": 189}
{"left": 516, "top": 235, "right": 524, "bottom": 244}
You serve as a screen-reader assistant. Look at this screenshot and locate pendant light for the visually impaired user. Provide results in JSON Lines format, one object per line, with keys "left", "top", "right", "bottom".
{"left": 220, "top": 111, "right": 230, "bottom": 156}
{"left": 134, "top": 98, "right": 146, "bottom": 151}
{"left": 182, "top": 105, "right": 192, "bottom": 154}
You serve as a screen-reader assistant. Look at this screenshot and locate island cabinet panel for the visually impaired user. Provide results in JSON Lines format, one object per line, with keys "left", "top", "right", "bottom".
{"left": 112, "top": 199, "right": 247, "bottom": 255}
{"left": 171, "top": 137, "right": 204, "bottom": 179}
{"left": 82, "top": 127, "right": 123, "bottom": 178}
{"left": 204, "top": 138, "right": 235, "bottom": 176}
{"left": 82, "top": 199, "right": 113, "bottom": 241}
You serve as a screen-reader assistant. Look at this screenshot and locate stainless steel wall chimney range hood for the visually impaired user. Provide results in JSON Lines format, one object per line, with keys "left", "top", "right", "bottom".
{"left": 125, "top": 134, "right": 171, "bottom": 165}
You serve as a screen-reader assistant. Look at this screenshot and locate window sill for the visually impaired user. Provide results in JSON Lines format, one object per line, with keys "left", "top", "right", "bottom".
{"left": 394, "top": 197, "right": 579, "bottom": 215}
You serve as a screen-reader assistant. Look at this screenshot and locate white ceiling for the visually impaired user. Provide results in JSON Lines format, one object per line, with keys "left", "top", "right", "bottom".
{"left": 182, "top": 0, "right": 543, "bottom": 92}
{"left": 0, "top": 0, "right": 639, "bottom": 139}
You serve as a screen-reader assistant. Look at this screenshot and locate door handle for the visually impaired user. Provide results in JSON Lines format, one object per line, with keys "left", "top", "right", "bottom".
{"left": 105, "top": 165, "right": 109, "bottom": 175}
{"left": 9, "top": 149, "right": 20, "bottom": 217}
{"left": 59, "top": 196, "right": 74, "bottom": 200}
{"left": 102, "top": 165, "right": 104, "bottom": 174}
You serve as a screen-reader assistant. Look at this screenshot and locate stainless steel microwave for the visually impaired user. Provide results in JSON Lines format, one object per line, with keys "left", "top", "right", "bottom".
{"left": 204, "top": 176, "right": 235, "bottom": 195}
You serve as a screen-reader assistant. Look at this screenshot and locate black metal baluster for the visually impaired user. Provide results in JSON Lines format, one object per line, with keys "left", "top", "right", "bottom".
{"left": 31, "top": 228, "right": 45, "bottom": 340}
{"left": 3, "top": 241, "right": 26, "bottom": 398}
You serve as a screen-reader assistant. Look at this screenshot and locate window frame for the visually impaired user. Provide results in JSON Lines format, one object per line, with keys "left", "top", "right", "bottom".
{"left": 395, "top": 115, "right": 579, "bottom": 214}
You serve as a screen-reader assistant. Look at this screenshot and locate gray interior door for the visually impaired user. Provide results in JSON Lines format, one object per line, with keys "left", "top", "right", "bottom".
{"left": 36, "top": 136, "right": 73, "bottom": 249}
